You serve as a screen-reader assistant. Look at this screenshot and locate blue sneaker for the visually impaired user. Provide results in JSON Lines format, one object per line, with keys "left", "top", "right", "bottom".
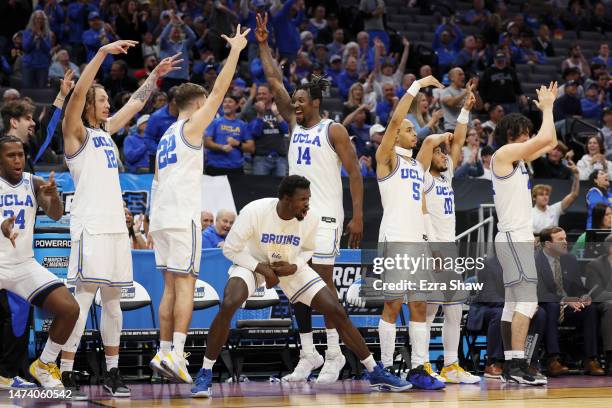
{"left": 191, "top": 368, "right": 212, "bottom": 398}
{"left": 0, "top": 375, "right": 37, "bottom": 389}
{"left": 369, "top": 362, "right": 412, "bottom": 392}
{"left": 407, "top": 365, "right": 445, "bottom": 390}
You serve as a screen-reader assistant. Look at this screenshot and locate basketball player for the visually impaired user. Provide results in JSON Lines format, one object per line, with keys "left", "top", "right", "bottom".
{"left": 190, "top": 175, "right": 412, "bottom": 397}
{"left": 492, "top": 82, "right": 558, "bottom": 385}
{"left": 147, "top": 26, "right": 250, "bottom": 384}
{"left": 422, "top": 85, "right": 480, "bottom": 384}
{"left": 0, "top": 136, "right": 80, "bottom": 389}
{"left": 60, "top": 40, "right": 181, "bottom": 397}
{"left": 375, "top": 75, "right": 448, "bottom": 390}
{"left": 256, "top": 13, "right": 364, "bottom": 384}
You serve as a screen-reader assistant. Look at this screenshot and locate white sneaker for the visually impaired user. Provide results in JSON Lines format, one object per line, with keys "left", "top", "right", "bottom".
{"left": 423, "top": 362, "right": 447, "bottom": 383}
{"left": 0, "top": 375, "right": 37, "bottom": 389}
{"left": 440, "top": 362, "right": 481, "bottom": 384}
{"left": 29, "top": 359, "right": 64, "bottom": 388}
{"left": 161, "top": 351, "right": 192, "bottom": 384}
{"left": 316, "top": 350, "right": 346, "bottom": 384}
{"left": 150, "top": 350, "right": 175, "bottom": 379}
{"left": 282, "top": 350, "right": 324, "bottom": 382}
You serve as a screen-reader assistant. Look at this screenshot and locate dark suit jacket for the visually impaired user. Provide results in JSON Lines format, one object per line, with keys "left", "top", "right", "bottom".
{"left": 585, "top": 255, "right": 612, "bottom": 302}
{"left": 467, "top": 256, "right": 505, "bottom": 332}
{"left": 535, "top": 250, "right": 586, "bottom": 303}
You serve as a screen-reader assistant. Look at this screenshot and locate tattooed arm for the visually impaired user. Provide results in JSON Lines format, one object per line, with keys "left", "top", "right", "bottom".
{"left": 107, "top": 53, "right": 182, "bottom": 135}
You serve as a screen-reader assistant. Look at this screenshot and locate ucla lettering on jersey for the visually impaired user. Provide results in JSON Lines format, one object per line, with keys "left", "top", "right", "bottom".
{"left": 424, "top": 156, "right": 456, "bottom": 242}
{"left": 260, "top": 233, "right": 301, "bottom": 246}
{"left": 0, "top": 173, "right": 37, "bottom": 264}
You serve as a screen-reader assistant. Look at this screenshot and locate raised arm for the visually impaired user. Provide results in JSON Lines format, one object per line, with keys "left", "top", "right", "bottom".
{"left": 494, "top": 82, "right": 558, "bottom": 172}
{"left": 33, "top": 172, "right": 63, "bottom": 221}
{"left": 329, "top": 123, "right": 363, "bottom": 248}
{"left": 450, "top": 81, "right": 476, "bottom": 166}
{"left": 183, "top": 26, "right": 250, "bottom": 144}
{"left": 256, "top": 13, "right": 295, "bottom": 128}
{"left": 62, "top": 40, "right": 137, "bottom": 156}
{"left": 108, "top": 53, "right": 182, "bottom": 135}
{"left": 561, "top": 160, "right": 580, "bottom": 211}
{"left": 416, "top": 132, "right": 453, "bottom": 171}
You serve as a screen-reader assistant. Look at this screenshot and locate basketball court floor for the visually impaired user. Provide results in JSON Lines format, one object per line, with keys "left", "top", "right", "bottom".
{"left": 2, "top": 376, "right": 612, "bottom": 407}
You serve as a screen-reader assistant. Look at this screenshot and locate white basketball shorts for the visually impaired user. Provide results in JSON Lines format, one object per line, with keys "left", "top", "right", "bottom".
{"left": 151, "top": 221, "right": 202, "bottom": 276}
{"left": 0, "top": 259, "right": 62, "bottom": 304}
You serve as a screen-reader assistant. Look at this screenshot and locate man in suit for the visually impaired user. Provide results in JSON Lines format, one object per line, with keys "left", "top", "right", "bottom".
{"left": 537, "top": 227, "right": 605, "bottom": 376}
{"left": 585, "top": 234, "right": 612, "bottom": 375}
{"left": 468, "top": 255, "right": 546, "bottom": 378}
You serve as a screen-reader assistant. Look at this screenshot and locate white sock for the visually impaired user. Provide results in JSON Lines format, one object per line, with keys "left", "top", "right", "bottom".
{"left": 160, "top": 340, "right": 172, "bottom": 353}
{"left": 361, "top": 355, "right": 377, "bottom": 372}
{"left": 105, "top": 354, "right": 119, "bottom": 370}
{"left": 504, "top": 351, "right": 513, "bottom": 361}
{"left": 60, "top": 359, "right": 74, "bottom": 374}
{"left": 513, "top": 350, "right": 525, "bottom": 359}
{"left": 425, "top": 304, "right": 438, "bottom": 346}
{"left": 40, "top": 339, "right": 63, "bottom": 365}
{"left": 173, "top": 332, "right": 187, "bottom": 356}
{"left": 442, "top": 304, "right": 461, "bottom": 367}
{"left": 378, "top": 319, "right": 396, "bottom": 368}
{"left": 299, "top": 332, "right": 315, "bottom": 354}
{"left": 203, "top": 356, "right": 215, "bottom": 370}
{"left": 409, "top": 321, "right": 428, "bottom": 369}
{"left": 326, "top": 329, "right": 341, "bottom": 354}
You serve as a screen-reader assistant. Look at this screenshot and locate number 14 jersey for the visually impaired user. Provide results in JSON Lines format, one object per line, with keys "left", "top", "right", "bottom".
{"left": 149, "top": 119, "right": 203, "bottom": 232}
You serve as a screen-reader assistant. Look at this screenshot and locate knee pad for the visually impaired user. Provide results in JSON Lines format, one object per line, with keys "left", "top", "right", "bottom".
{"left": 501, "top": 302, "right": 516, "bottom": 322}
{"left": 514, "top": 302, "right": 538, "bottom": 319}
{"left": 62, "top": 286, "right": 97, "bottom": 353}
{"left": 100, "top": 289, "right": 123, "bottom": 347}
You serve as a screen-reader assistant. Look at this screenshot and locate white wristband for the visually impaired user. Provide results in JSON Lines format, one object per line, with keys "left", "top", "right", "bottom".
{"left": 407, "top": 81, "right": 422, "bottom": 97}
{"left": 457, "top": 108, "right": 470, "bottom": 125}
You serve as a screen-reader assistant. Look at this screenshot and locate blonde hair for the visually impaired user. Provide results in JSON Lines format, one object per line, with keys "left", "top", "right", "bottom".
{"left": 174, "top": 83, "right": 208, "bottom": 111}
{"left": 27, "top": 10, "right": 51, "bottom": 37}
{"left": 407, "top": 92, "right": 437, "bottom": 132}
{"left": 345, "top": 82, "right": 364, "bottom": 108}
{"left": 531, "top": 184, "right": 552, "bottom": 200}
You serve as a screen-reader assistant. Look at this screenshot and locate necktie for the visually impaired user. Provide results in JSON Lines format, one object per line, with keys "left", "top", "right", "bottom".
{"left": 553, "top": 258, "right": 564, "bottom": 297}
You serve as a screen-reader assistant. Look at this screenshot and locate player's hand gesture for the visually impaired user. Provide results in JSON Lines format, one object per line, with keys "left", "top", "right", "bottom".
{"left": 59, "top": 69, "right": 75, "bottom": 98}
{"left": 345, "top": 217, "right": 363, "bottom": 249}
{"left": 152, "top": 52, "right": 183, "bottom": 78}
{"left": 39, "top": 171, "right": 59, "bottom": 199}
{"left": 1, "top": 216, "right": 18, "bottom": 248}
{"left": 463, "top": 89, "right": 476, "bottom": 111}
{"left": 222, "top": 24, "right": 250, "bottom": 51}
{"left": 534, "top": 81, "right": 557, "bottom": 111}
{"left": 255, "top": 13, "right": 269, "bottom": 44}
{"left": 271, "top": 261, "right": 297, "bottom": 277}
{"left": 418, "top": 75, "right": 444, "bottom": 89}
{"left": 100, "top": 40, "right": 138, "bottom": 55}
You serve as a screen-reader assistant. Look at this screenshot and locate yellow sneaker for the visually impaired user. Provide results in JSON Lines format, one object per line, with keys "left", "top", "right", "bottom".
{"left": 161, "top": 351, "right": 192, "bottom": 384}
{"left": 440, "top": 362, "right": 481, "bottom": 384}
{"left": 29, "top": 359, "right": 63, "bottom": 388}
{"left": 424, "top": 362, "right": 446, "bottom": 383}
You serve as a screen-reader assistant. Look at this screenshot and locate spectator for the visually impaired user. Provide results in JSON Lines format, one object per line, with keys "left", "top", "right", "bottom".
{"left": 463, "top": 0, "right": 490, "bottom": 29}
{"left": 144, "top": 86, "right": 179, "bottom": 157}
{"left": 192, "top": 64, "right": 219, "bottom": 93}
{"left": 0, "top": 54, "right": 10, "bottom": 86}
{"left": 573, "top": 203, "right": 611, "bottom": 255}
{"left": 461, "top": 127, "right": 481, "bottom": 165}
{"left": 205, "top": 0, "right": 239, "bottom": 61}
{"left": 585, "top": 64, "right": 610, "bottom": 91}
{"left": 125, "top": 206, "right": 147, "bottom": 250}
{"left": 344, "top": 39, "right": 367, "bottom": 75}
{"left": 114, "top": 0, "right": 146, "bottom": 69}
{"left": 84, "top": 11, "right": 118, "bottom": 75}
{"left": 396, "top": 73, "right": 416, "bottom": 98}
{"left": 102, "top": 60, "right": 139, "bottom": 102}
{"left": 534, "top": 24, "right": 555, "bottom": 57}
{"left": 454, "top": 147, "right": 484, "bottom": 179}
{"left": 440, "top": 68, "right": 468, "bottom": 131}
{"left": 326, "top": 54, "right": 343, "bottom": 87}
{"left": 602, "top": 108, "right": 612, "bottom": 158}
{"left": 561, "top": 44, "right": 591, "bottom": 79}
{"left": 307, "top": 5, "right": 327, "bottom": 37}
{"left": 433, "top": 21, "right": 463, "bottom": 73}
{"left": 452, "top": 35, "right": 479, "bottom": 75}
{"left": 66, "top": 0, "right": 97, "bottom": 57}
{"left": 312, "top": 44, "right": 329, "bottom": 68}
{"left": 240, "top": 0, "right": 270, "bottom": 60}
{"left": 531, "top": 166, "right": 579, "bottom": 235}
{"left": 141, "top": 32, "right": 160, "bottom": 60}
{"left": 477, "top": 144, "right": 494, "bottom": 180}
{"left": 578, "top": 135, "right": 612, "bottom": 181}
{"left": 205, "top": 96, "right": 254, "bottom": 176}
{"left": 123, "top": 114, "right": 150, "bottom": 174}
{"left": 270, "top": 0, "right": 304, "bottom": 63}
{"left": 592, "top": 43, "right": 611, "bottom": 70}
{"left": 134, "top": 55, "right": 159, "bottom": 83}
{"left": 355, "top": 32, "right": 370, "bottom": 71}
{"left": 406, "top": 92, "right": 442, "bottom": 140}
{"left": 586, "top": 170, "right": 612, "bottom": 228}
{"left": 159, "top": 11, "right": 196, "bottom": 91}
{"left": 202, "top": 209, "right": 236, "bottom": 249}
{"left": 359, "top": 0, "right": 388, "bottom": 52}
{"left": 337, "top": 56, "right": 360, "bottom": 100}
{"left": 249, "top": 85, "right": 289, "bottom": 176}
{"left": 0, "top": 100, "right": 35, "bottom": 172}
{"left": 532, "top": 143, "right": 574, "bottom": 180}
{"left": 375, "top": 82, "right": 398, "bottom": 126}
{"left": 201, "top": 211, "right": 214, "bottom": 231}
{"left": 341, "top": 137, "right": 375, "bottom": 178}
{"left": 9, "top": 31, "right": 24, "bottom": 72}
{"left": 482, "top": 104, "right": 504, "bottom": 133}
{"left": 327, "top": 29, "right": 345, "bottom": 57}
{"left": 22, "top": 10, "right": 52, "bottom": 88}
{"left": 581, "top": 84, "right": 607, "bottom": 120}
{"left": 48, "top": 49, "right": 81, "bottom": 81}
{"left": 561, "top": 0, "right": 588, "bottom": 31}
{"left": 364, "top": 123, "right": 384, "bottom": 165}
{"left": 516, "top": 31, "right": 545, "bottom": 65}
{"left": 315, "top": 11, "right": 339, "bottom": 45}
{"left": 342, "top": 82, "right": 373, "bottom": 124}
{"left": 480, "top": 50, "right": 526, "bottom": 114}
{"left": 557, "top": 67, "right": 584, "bottom": 99}
{"left": 2, "top": 89, "right": 20, "bottom": 105}
{"left": 374, "top": 36, "right": 409, "bottom": 92}
{"left": 553, "top": 80, "right": 582, "bottom": 122}
{"left": 588, "top": 1, "right": 611, "bottom": 34}
{"left": 536, "top": 227, "right": 604, "bottom": 377}
{"left": 344, "top": 107, "right": 371, "bottom": 156}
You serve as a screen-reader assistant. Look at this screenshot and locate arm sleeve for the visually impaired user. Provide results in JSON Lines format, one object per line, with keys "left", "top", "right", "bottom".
{"left": 222, "top": 206, "right": 260, "bottom": 271}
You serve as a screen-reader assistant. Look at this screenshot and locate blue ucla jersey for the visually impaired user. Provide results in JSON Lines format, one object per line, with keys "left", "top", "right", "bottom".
{"left": 491, "top": 154, "right": 533, "bottom": 239}
{"left": 66, "top": 127, "right": 126, "bottom": 238}
{"left": 0, "top": 173, "right": 37, "bottom": 264}
{"left": 424, "top": 156, "right": 455, "bottom": 242}
{"left": 205, "top": 116, "right": 251, "bottom": 169}
{"left": 378, "top": 154, "right": 426, "bottom": 242}
{"left": 288, "top": 119, "right": 343, "bottom": 225}
{"left": 150, "top": 119, "right": 203, "bottom": 232}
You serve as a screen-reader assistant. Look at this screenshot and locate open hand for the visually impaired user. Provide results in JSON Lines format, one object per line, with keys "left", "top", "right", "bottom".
{"left": 100, "top": 40, "right": 138, "bottom": 55}
{"left": 222, "top": 24, "right": 250, "bottom": 51}
{"left": 59, "top": 69, "right": 75, "bottom": 98}
{"left": 152, "top": 52, "right": 183, "bottom": 78}
{"left": 534, "top": 82, "right": 557, "bottom": 111}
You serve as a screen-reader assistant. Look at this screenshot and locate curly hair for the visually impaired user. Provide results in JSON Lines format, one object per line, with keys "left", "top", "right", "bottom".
{"left": 493, "top": 112, "right": 533, "bottom": 148}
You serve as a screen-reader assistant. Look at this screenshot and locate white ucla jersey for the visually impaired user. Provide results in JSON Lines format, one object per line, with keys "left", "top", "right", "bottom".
{"left": 0, "top": 173, "right": 37, "bottom": 264}
{"left": 288, "top": 119, "right": 343, "bottom": 225}
{"left": 149, "top": 119, "right": 203, "bottom": 231}
{"left": 491, "top": 153, "right": 533, "bottom": 238}
{"left": 424, "top": 156, "right": 455, "bottom": 242}
{"left": 66, "top": 127, "right": 126, "bottom": 238}
{"left": 378, "top": 154, "right": 426, "bottom": 242}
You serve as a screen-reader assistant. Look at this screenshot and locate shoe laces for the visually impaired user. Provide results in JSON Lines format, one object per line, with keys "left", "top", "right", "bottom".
{"left": 14, "top": 376, "right": 30, "bottom": 385}
{"left": 195, "top": 369, "right": 211, "bottom": 386}
{"left": 45, "top": 363, "right": 61, "bottom": 381}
